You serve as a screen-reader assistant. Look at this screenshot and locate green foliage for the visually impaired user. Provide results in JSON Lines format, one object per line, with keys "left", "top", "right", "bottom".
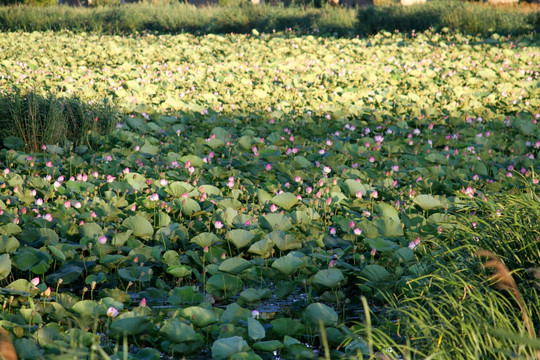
{"left": 0, "top": 90, "right": 118, "bottom": 153}
{"left": 0, "top": 1, "right": 536, "bottom": 36}
{"left": 0, "top": 28, "right": 538, "bottom": 360}
{"left": 357, "top": 0, "right": 539, "bottom": 36}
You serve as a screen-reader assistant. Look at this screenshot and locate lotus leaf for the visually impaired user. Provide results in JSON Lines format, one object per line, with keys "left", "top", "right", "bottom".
{"left": 221, "top": 303, "right": 252, "bottom": 324}
{"left": 312, "top": 268, "right": 345, "bottom": 288}
{"left": 179, "top": 306, "right": 217, "bottom": 328}
{"left": 206, "top": 273, "right": 242, "bottom": 296}
{"left": 211, "top": 336, "right": 250, "bottom": 360}
{"left": 110, "top": 312, "right": 153, "bottom": 337}
{"left": 252, "top": 340, "right": 283, "bottom": 352}
{"left": 218, "top": 257, "right": 252, "bottom": 274}
{"left": 271, "top": 254, "right": 303, "bottom": 275}
{"left": 122, "top": 216, "right": 154, "bottom": 239}
{"left": 0, "top": 254, "right": 11, "bottom": 280}
{"left": 72, "top": 300, "right": 107, "bottom": 317}
{"left": 413, "top": 194, "right": 444, "bottom": 210}
{"left": 190, "top": 232, "right": 219, "bottom": 248}
{"left": 238, "top": 288, "right": 271, "bottom": 303}
{"left": 303, "top": 303, "right": 338, "bottom": 327}
{"left": 226, "top": 229, "right": 254, "bottom": 249}
{"left": 259, "top": 213, "right": 293, "bottom": 231}
{"left": 271, "top": 192, "right": 298, "bottom": 211}
{"left": 248, "top": 317, "right": 265, "bottom": 340}
{"left": 361, "top": 264, "right": 393, "bottom": 283}
{"left": 159, "top": 318, "right": 198, "bottom": 343}
{"left": 124, "top": 173, "right": 147, "bottom": 190}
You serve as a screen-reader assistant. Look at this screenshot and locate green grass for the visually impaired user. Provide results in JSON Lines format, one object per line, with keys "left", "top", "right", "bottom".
{"left": 0, "top": 0, "right": 537, "bottom": 36}
{"left": 0, "top": 90, "right": 119, "bottom": 153}
{"left": 350, "top": 179, "right": 540, "bottom": 359}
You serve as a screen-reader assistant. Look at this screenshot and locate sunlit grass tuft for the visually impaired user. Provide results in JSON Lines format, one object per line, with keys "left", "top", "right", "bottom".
{"left": 0, "top": 89, "right": 119, "bottom": 152}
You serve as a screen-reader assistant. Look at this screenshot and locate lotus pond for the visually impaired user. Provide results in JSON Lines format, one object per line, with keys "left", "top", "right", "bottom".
{"left": 0, "top": 29, "right": 539, "bottom": 359}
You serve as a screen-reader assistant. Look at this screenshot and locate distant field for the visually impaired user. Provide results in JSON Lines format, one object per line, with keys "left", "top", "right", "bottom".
{"left": 0, "top": 28, "right": 538, "bottom": 359}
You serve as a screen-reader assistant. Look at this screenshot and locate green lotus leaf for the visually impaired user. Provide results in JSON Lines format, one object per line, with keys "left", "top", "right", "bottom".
{"left": 46, "top": 264, "right": 83, "bottom": 285}
{"left": 190, "top": 232, "right": 219, "bottom": 248}
{"left": 2, "top": 223, "right": 21, "bottom": 236}
{"left": 3, "top": 136, "right": 24, "bottom": 150}
{"left": 259, "top": 213, "right": 293, "bottom": 231}
{"left": 361, "top": 264, "right": 393, "bottom": 283}
{"left": 366, "top": 238, "right": 400, "bottom": 254}
{"left": 112, "top": 230, "right": 133, "bottom": 247}
{"left": 292, "top": 156, "right": 312, "bottom": 169}
{"left": 271, "top": 192, "right": 298, "bottom": 211}
{"left": 139, "top": 141, "right": 159, "bottom": 155}
{"left": 206, "top": 273, "right": 242, "bottom": 296}
{"left": 198, "top": 184, "right": 222, "bottom": 196}
{"left": 247, "top": 238, "right": 273, "bottom": 256}
{"left": 36, "top": 326, "right": 63, "bottom": 345}
{"left": 283, "top": 335, "right": 302, "bottom": 347}
{"left": 159, "top": 318, "right": 198, "bottom": 343}
{"left": 226, "top": 229, "right": 254, "bottom": 249}
{"left": 180, "top": 198, "right": 201, "bottom": 216}
{"left": 266, "top": 230, "right": 302, "bottom": 251}
{"left": 6, "top": 279, "right": 34, "bottom": 294}
{"left": 303, "top": 303, "right": 338, "bottom": 327}
{"left": 0, "top": 254, "right": 12, "bottom": 281}
{"left": 12, "top": 248, "right": 51, "bottom": 274}
{"left": 72, "top": 300, "right": 107, "bottom": 317}
{"left": 122, "top": 216, "right": 154, "bottom": 239}
{"left": 271, "top": 318, "right": 305, "bottom": 337}
{"left": 344, "top": 179, "right": 372, "bottom": 197}
{"left": 168, "top": 286, "right": 204, "bottom": 306}
{"left": 134, "top": 348, "right": 161, "bottom": 360}
{"left": 124, "top": 173, "right": 148, "bottom": 190}
{"left": 14, "top": 338, "right": 40, "bottom": 360}
{"left": 211, "top": 336, "right": 250, "bottom": 360}
{"left": 238, "top": 288, "right": 271, "bottom": 304}
{"left": 0, "top": 236, "right": 19, "bottom": 254}
{"left": 221, "top": 303, "right": 252, "bottom": 324}
{"left": 218, "top": 257, "right": 252, "bottom": 274}
{"left": 312, "top": 268, "right": 345, "bottom": 288}
{"left": 118, "top": 266, "right": 152, "bottom": 282}
{"left": 167, "top": 265, "right": 192, "bottom": 278}
{"left": 179, "top": 306, "right": 217, "bottom": 328}
{"left": 413, "top": 194, "right": 444, "bottom": 210}
{"left": 180, "top": 155, "right": 204, "bottom": 167}
{"left": 166, "top": 181, "right": 194, "bottom": 197}
{"left": 110, "top": 312, "right": 153, "bottom": 337}
{"left": 252, "top": 340, "right": 283, "bottom": 352}
{"left": 248, "top": 317, "right": 265, "bottom": 340}
{"left": 271, "top": 254, "right": 303, "bottom": 275}
{"left": 79, "top": 222, "right": 104, "bottom": 239}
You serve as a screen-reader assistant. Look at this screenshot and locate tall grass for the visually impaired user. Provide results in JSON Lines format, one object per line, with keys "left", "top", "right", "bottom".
{"left": 346, "top": 177, "right": 540, "bottom": 359}
{"left": 0, "top": 1, "right": 536, "bottom": 36}
{"left": 0, "top": 90, "right": 119, "bottom": 152}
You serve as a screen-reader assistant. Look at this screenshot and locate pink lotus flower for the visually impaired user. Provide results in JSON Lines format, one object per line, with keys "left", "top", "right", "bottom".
{"left": 139, "top": 298, "right": 146, "bottom": 307}
{"left": 43, "top": 214, "right": 53, "bottom": 222}
{"left": 31, "top": 277, "right": 40, "bottom": 286}
{"left": 149, "top": 193, "right": 159, "bottom": 201}
{"left": 98, "top": 236, "right": 107, "bottom": 244}
{"left": 107, "top": 307, "right": 119, "bottom": 318}
{"left": 214, "top": 221, "right": 223, "bottom": 229}
{"left": 270, "top": 204, "right": 278, "bottom": 213}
